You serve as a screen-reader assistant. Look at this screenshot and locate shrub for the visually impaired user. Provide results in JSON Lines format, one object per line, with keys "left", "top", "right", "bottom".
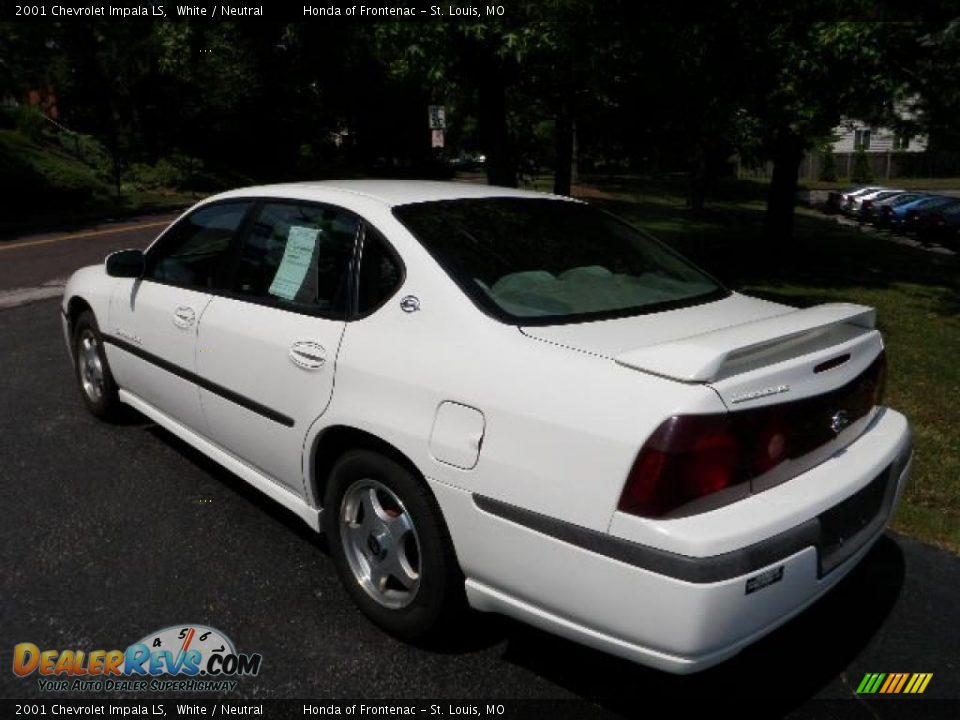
{"left": 851, "top": 148, "right": 874, "bottom": 184}
{"left": 10, "top": 105, "right": 48, "bottom": 141}
{"left": 819, "top": 146, "right": 837, "bottom": 182}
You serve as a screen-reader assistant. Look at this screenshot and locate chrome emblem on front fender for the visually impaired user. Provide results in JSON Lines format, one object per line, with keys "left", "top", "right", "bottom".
{"left": 114, "top": 328, "right": 142, "bottom": 345}
{"left": 830, "top": 410, "right": 851, "bottom": 435}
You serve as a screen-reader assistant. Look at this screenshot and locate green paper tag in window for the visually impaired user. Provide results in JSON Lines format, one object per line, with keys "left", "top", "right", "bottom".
{"left": 269, "top": 226, "right": 319, "bottom": 301}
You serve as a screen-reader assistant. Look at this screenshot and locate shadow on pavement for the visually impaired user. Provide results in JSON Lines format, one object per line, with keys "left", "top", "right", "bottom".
{"left": 143, "top": 423, "right": 323, "bottom": 549}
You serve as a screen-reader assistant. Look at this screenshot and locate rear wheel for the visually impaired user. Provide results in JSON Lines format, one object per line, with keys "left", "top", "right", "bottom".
{"left": 73, "top": 310, "right": 121, "bottom": 420}
{"left": 323, "top": 449, "right": 465, "bottom": 641}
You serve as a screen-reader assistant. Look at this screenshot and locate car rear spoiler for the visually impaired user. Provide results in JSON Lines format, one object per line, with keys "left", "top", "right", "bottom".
{"left": 614, "top": 303, "right": 877, "bottom": 383}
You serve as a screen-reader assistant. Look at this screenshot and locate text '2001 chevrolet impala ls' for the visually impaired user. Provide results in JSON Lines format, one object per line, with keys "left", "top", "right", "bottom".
{"left": 62, "top": 180, "right": 911, "bottom": 673}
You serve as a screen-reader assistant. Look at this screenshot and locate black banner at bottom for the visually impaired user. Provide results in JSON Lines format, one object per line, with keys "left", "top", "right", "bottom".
{"left": 2, "top": 698, "right": 959, "bottom": 720}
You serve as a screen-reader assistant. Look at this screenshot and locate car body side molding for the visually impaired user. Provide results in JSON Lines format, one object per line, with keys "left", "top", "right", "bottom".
{"left": 103, "top": 334, "right": 296, "bottom": 427}
{"left": 474, "top": 459, "right": 900, "bottom": 584}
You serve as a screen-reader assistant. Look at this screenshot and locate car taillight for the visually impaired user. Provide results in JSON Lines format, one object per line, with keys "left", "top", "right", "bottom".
{"left": 618, "top": 352, "right": 887, "bottom": 519}
{"left": 863, "top": 200, "right": 874, "bottom": 210}
{"left": 618, "top": 415, "right": 739, "bottom": 519}
{"left": 906, "top": 209, "right": 919, "bottom": 221}
{"left": 931, "top": 212, "right": 945, "bottom": 226}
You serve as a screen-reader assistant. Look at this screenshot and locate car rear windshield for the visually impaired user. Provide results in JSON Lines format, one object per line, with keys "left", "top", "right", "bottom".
{"left": 393, "top": 197, "right": 727, "bottom": 325}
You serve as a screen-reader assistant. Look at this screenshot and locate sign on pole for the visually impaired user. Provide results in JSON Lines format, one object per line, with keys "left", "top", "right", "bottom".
{"left": 428, "top": 105, "right": 446, "bottom": 130}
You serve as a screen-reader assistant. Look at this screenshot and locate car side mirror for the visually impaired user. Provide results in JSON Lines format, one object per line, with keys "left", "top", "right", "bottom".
{"left": 105, "top": 249, "right": 145, "bottom": 278}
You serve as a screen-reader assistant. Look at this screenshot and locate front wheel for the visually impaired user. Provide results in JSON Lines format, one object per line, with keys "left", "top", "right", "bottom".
{"left": 323, "top": 449, "right": 465, "bottom": 641}
{"left": 73, "top": 310, "right": 121, "bottom": 420}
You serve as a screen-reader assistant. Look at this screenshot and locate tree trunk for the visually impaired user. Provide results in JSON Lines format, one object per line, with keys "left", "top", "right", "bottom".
{"left": 571, "top": 120, "right": 578, "bottom": 186}
{"left": 763, "top": 130, "right": 806, "bottom": 244}
{"left": 553, "top": 102, "right": 574, "bottom": 196}
{"left": 477, "top": 66, "right": 516, "bottom": 188}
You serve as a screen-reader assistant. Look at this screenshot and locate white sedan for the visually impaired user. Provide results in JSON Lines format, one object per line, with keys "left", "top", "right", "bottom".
{"left": 62, "top": 181, "right": 912, "bottom": 673}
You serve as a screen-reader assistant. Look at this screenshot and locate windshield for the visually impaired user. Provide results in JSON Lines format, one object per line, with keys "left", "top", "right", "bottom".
{"left": 393, "top": 197, "right": 727, "bottom": 325}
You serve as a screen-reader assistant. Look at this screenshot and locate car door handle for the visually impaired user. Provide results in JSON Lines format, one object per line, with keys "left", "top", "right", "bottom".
{"left": 173, "top": 306, "right": 196, "bottom": 329}
{"left": 289, "top": 341, "right": 326, "bottom": 370}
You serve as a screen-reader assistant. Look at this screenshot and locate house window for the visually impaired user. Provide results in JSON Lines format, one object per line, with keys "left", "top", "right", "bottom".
{"left": 854, "top": 129, "right": 872, "bottom": 150}
{"left": 893, "top": 134, "right": 911, "bottom": 151}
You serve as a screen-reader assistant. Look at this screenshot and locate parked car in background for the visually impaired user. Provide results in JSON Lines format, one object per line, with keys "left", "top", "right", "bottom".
{"left": 840, "top": 186, "right": 886, "bottom": 214}
{"left": 904, "top": 196, "right": 960, "bottom": 235}
{"left": 872, "top": 194, "right": 930, "bottom": 228}
{"left": 825, "top": 190, "right": 845, "bottom": 213}
{"left": 60, "top": 180, "right": 912, "bottom": 674}
{"left": 827, "top": 186, "right": 874, "bottom": 214}
{"left": 917, "top": 201, "right": 960, "bottom": 247}
{"left": 857, "top": 190, "right": 910, "bottom": 223}
{"left": 846, "top": 188, "right": 903, "bottom": 216}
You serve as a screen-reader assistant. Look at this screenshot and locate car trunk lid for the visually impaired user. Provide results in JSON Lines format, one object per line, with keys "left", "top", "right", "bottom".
{"left": 523, "top": 295, "right": 887, "bottom": 499}
{"left": 521, "top": 296, "right": 883, "bottom": 409}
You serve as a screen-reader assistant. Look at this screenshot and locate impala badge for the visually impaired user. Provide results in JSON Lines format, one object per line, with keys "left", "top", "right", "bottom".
{"left": 114, "top": 328, "right": 142, "bottom": 345}
{"left": 730, "top": 384, "right": 790, "bottom": 404}
{"left": 400, "top": 295, "right": 420, "bottom": 313}
{"left": 830, "top": 410, "right": 851, "bottom": 435}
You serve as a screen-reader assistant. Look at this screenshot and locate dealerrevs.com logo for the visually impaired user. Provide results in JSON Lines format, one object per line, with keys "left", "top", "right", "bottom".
{"left": 13, "top": 624, "right": 262, "bottom": 693}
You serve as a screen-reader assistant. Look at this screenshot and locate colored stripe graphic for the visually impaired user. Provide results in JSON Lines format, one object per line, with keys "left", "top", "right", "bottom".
{"left": 856, "top": 673, "right": 876, "bottom": 693}
{"left": 893, "top": 673, "right": 909, "bottom": 693}
{"left": 857, "top": 672, "right": 932, "bottom": 694}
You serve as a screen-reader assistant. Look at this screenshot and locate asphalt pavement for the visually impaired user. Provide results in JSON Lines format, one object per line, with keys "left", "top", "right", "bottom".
{"left": 0, "top": 213, "right": 180, "bottom": 306}
{"left": 0, "top": 220, "right": 958, "bottom": 718}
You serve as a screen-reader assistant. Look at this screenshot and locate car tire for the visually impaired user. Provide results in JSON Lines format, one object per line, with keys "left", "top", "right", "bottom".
{"left": 323, "top": 449, "right": 465, "bottom": 641}
{"left": 72, "top": 310, "right": 122, "bottom": 421}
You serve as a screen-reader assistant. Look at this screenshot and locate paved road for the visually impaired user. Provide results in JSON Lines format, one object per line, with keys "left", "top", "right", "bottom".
{"left": 0, "top": 213, "right": 179, "bottom": 307}
{"left": 0, "top": 216, "right": 958, "bottom": 717}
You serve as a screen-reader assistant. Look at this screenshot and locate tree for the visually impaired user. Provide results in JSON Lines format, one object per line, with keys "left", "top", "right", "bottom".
{"left": 732, "top": 13, "right": 916, "bottom": 244}
{"left": 910, "top": 18, "right": 960, "bottom": 150}
{"left": 819, "top": 143, "right": 838, "bottom": 182}
{"left": 372, "top": 1, "right": 629, "bottom": 190}
{"left": 851, "top": 147, "right": 874, "bottom": 183}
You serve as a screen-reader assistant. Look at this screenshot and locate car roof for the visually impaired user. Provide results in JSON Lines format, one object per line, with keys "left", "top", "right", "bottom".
{"left": 208, "top": 179, "right": 559, "bottom": 209}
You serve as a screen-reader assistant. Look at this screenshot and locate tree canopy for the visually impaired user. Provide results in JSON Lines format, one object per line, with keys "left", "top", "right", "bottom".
{"left": 1, "top": 3, "right": 958, "bottom": 240}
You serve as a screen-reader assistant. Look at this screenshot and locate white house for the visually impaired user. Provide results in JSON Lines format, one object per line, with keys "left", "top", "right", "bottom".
{"left": 830, "top": 120, "right": 927, "bottom": 153}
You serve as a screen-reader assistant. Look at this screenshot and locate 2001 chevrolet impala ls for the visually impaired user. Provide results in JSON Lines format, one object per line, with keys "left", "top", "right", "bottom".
{"left": 62, "top": 181, "right": 912, "bottom": 673}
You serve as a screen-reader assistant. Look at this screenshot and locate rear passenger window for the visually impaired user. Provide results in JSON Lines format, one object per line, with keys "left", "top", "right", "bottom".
{"left": 357, "top": 225, "right": 403, "bottom": 314}
{"left": 234, "top": 202, "right": 359, "bottom": 314}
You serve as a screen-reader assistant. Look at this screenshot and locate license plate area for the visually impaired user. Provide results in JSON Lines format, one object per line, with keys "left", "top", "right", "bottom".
{"left": 816, "top": 463, "right": 896, "bottom": 576}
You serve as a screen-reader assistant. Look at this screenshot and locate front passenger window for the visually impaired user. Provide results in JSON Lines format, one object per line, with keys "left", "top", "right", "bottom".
{"left": 148, "top": 202, "right": 249, "bottom": 289}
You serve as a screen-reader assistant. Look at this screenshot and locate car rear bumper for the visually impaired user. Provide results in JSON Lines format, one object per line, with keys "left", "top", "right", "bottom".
{"left": 432, "top": 408, "right": 911, "bottom": 673}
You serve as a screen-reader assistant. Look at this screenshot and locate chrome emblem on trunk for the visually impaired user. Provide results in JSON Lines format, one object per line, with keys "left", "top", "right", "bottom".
{"left": 730, "top": 384, "right": 790, "bottom": 404}
{"left": 830, "top": 410, "right": 851, "bottom": 434}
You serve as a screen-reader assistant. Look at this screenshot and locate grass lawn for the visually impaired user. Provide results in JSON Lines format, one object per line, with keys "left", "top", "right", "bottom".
{"left": 0, "top": 189, "right": 195, "bottom": 239}
{"left": 0, "top": 129, "right": 195, "bottom": 238}
{"left": 545, "top": 175, "right": 959, "bottom": 552}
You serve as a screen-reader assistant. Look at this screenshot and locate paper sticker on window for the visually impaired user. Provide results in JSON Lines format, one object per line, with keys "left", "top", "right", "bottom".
{"left": 268, "top": 226, "right": 319, "bottom": 301}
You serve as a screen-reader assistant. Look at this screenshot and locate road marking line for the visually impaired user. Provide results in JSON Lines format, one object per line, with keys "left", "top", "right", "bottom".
{"left": 0, "top": 219, "right": 171, "bottom": 253}
{"left": 0, "top": 283, "right": 66, "bottom": 310}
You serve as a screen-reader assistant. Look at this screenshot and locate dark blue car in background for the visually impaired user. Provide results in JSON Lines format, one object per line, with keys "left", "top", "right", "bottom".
{"left": 881, "top": 194, "right": 960, "bottom": 232}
